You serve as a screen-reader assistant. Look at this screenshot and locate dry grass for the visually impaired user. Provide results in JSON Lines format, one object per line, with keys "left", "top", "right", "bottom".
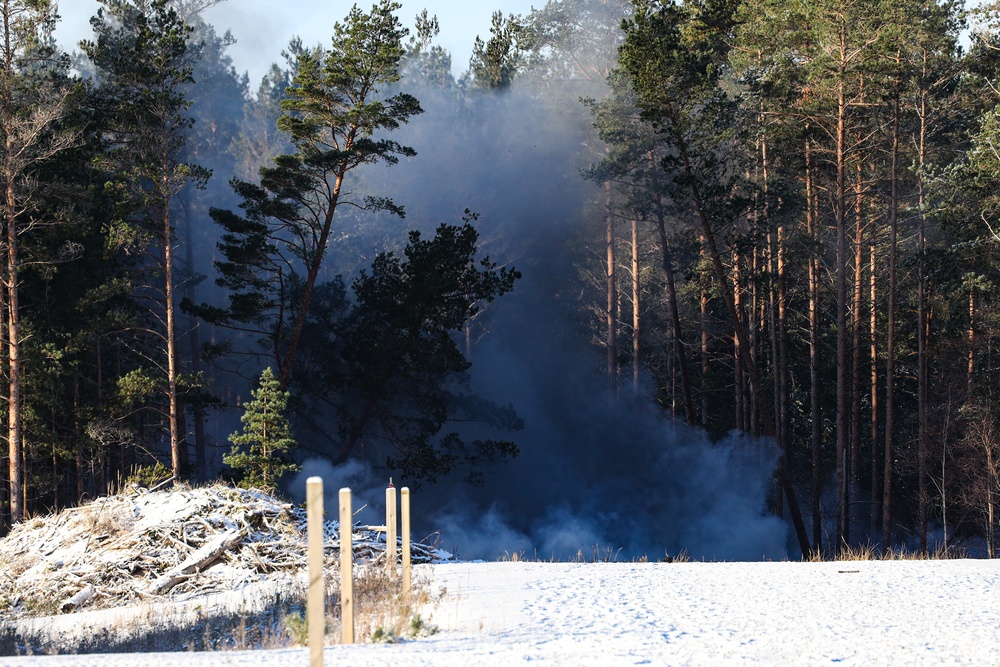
{"left": 664, "top": 549, "right": 692, "bottom": 563}
{"left": 2, "top": 552, "right": 39, "bottom": 579}
{"left": 0, "top": 598, "right": 296, "bottom": 655}
{"left": 324, "top": 563, "right": 440, "bottom": 644}
{"left": 497, "top": 546, "right": 691, "bottom": 564}
{"left": 806, "top": 543, "right": 955, "bottom": 562}
{"left": 0, "top": 562, "right": 440, "bottom": 655}
{"left": 80, "top": 502, "right": 133, "bottom": 539}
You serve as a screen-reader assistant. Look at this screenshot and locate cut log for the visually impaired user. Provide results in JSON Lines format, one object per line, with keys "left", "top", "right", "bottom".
{"left": 148, "top": 530, "right": 243, "bottom": 595}
{"left": 61, "top": 583, "right": 94, "bottom": 611}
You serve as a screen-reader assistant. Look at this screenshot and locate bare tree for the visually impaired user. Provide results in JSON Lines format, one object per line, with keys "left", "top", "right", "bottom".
{"left": 956, "top": 404, "right": 1000, "bottom": 558}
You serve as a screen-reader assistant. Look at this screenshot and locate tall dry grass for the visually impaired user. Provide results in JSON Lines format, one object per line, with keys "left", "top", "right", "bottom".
{"left": 806, "top": 543, "right": 956, "bottom": 562}
{"left": 0, "top": 563, "right": 438, "bottom": 656}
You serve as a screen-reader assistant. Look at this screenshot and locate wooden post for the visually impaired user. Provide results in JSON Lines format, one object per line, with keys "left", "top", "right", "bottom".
{"left": 306, "top": 477, "right": 324, "bottom": 666}
{"left": 386, "top": 483, "right": 397, "bottom": 574}
{"left": 401, "top": 487, "right": 411, "bottom": 596}
{"left": 339, "top": 487, "right": 354, "bottom": 644}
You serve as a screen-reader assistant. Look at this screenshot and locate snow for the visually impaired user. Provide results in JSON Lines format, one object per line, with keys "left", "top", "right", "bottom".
{"left": 3, "top": 558, "right": 997, "bottom": 666}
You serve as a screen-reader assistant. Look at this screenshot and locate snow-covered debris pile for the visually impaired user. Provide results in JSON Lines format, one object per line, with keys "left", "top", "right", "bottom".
{"left": 0, "top": 483, "right": 449, "bottom": 619}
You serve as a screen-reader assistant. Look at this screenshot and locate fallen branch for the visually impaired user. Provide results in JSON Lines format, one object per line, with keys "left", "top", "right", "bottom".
{"left": 61, "top": 583, "right": 94, "bottom": 612}
{"left": 148, "top": 530, "right": 243, "bottom": 595}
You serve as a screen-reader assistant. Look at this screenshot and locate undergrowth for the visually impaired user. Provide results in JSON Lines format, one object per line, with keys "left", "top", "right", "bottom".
{"left": 0, "top": 604, "right": 297, "bottom": 656}
{"left": 807, "top": 543, "right": 957, "bottom": 562}
{"left": 330, "top": 563, "right": 441, "bottom": 643}
{"left": 496, "top": 545, "right": 691, "bottom": 563}
{"left": 0, "top": 565, "right": 439, "bottom": 656}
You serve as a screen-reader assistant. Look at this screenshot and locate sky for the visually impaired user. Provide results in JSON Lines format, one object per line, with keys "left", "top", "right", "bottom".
{"left": 53, "top": 0, "right": 541, "bottom": 85}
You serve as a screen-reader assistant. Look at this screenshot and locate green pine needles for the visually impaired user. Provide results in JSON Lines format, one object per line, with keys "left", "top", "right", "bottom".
{"left": 224, "top": 368, "right": 300, "bottom": 491}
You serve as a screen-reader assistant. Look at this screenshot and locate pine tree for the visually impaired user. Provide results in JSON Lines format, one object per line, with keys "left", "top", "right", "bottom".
{"left": 197, "top": 0, "right": 422, "bottom": 389}
{"left": 1, "top": 0, "right": 81, "bottom": 523}
{"left": 83, "top": 0, "right": 210, "bottom": 482}
{"left": 468, "top": 11, "right": 523, "bottom": 91}
{"left": 224, "top": 367, "right": 299, "bottom": 491}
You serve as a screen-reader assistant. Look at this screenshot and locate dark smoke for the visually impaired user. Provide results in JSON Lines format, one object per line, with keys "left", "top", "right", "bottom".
{"left": 285, "top": 80, "right": 792, "bottom": 562}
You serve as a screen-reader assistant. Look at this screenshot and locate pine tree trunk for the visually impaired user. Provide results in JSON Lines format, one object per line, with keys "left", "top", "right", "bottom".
{"left": 870, "top": 235, "right": 880, "bottom": 536}
{"left": 762, "top": 125, "right": 786, "bottom": 457}
{"left": 734, "top": 248, "right": 746, "bottom": 432}
{"left": 95, "top": 345, "right": 106, "bottom": 497}
{"left": 278, "top": 162, "right": 349, "bottom": 389}
{"left": 605, "top": 181, "right": 618, "bottom": 394}
{"left": 846, "top": 161, "right": 865, "bottom": 547}
{"left": 883, "top": 92, "right": 901, "bottom": 547}
{"left": 652, "top": 186, "right": 694, "bottom": 423}
{"left": 835, "top": 34, "right": 850, "bottom": 551}
{"left": 769, "top": 227, "right": 779, "bottom": 442}
{"left": 987, "top": 442, "right": 995, "bottom": 559}
{"left": 163, "top": 178, "right": 182, "bottom": 481}
{"left": 967, "top": 284, "right": 975, "bottom": 398}
{"left": 0, "top": 281, "right": 5, "bottom": 532}
{"left": 940, "top": 404, "right": 949, "bottom": 553}
{"left": 749, "top": 245, "right": 759, "bottom": 436}
{"left": 181, "top": 194, "right": 207, "bottom": 482}
{"left": 917, "top": 78, "right": 930, "bottom": 555}
{"left": 777, "top": 221, "right": 789, "bottom": 471}
{"left": 631, "top": 218, "right": 641, "bottom": 393}
{"left": 6, "top": 171, "right": 22, "bottom": 524}
{"left": 807, "top": 136, "right": 822, "bottom": 554}
{"left": 74, "top": 375, "right": 84, "bottom": 503}
{"left": 701, "top": 249, "right": 710, "bottom": 428}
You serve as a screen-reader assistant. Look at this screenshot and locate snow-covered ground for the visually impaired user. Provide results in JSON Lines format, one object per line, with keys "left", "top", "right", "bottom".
{"left": 2, "top": 558, "right": 997, "bottom": 666}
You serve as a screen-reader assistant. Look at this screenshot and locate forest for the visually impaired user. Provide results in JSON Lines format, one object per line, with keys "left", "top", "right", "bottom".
{"left": 4, "top": 0, "right": 1000, "bottom": 560}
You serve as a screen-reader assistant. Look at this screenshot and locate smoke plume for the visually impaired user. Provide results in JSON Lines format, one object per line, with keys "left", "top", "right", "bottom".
{"left": 288, "top": 80, "right": 792, "bottom": 562}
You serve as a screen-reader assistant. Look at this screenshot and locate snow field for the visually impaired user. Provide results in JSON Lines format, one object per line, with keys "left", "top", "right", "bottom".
{"left": 2, "top": 559, "right": 997, "bottom": 666}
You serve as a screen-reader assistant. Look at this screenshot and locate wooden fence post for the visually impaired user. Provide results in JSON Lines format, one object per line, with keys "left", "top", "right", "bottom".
{"left": 401, "top": 487, "right": 411, "bottom": 596}
{"left": 386, "top": 483, "right": 397, "bottom": 574}
{"left": 306, "top": 477, "right": 324, "bottom": 666}
{"left": 339, "top": 487, "right": 354, "bottom": 644}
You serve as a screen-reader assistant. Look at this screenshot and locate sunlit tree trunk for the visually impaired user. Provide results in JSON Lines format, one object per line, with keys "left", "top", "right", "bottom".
{"left": 5, "top": 170, "right": 22, "bottom": 523}
{"left": 734, "top": 248, "right": 746, "bottom": 432}
{"left": 807, "top": 135, "right": 822, "bottom": 553}
{"left": 917, "top": 72, "right": 930, "bottom": 555}
{"left": 777, "top": 219, "right": 789, "bottom": 454}
{"left": 74, "top": 375, "right": 83, "bottom": 503}
{"left": 870, "top": 232, "right": 880, "bottom": 536}
{"left": 0, "top": 281, "right": 5, "bottom": 531}
{"left": 631, "top": 218, "right": 640, "bottom": 392}
{"left": 834, "top": 26, "right": 850, "bottom": 551}
{"left": 883, "top": 89, "right": 901, "bottom": 547}
{"left": 605, "top": 181, "right": 618, "bottom": 394}
{"left": 847, "top": 158, "right": 865, "bottom": 547}
{"left": 967, "top": 282, "right": 975, "bottom": 398}
{"left": 700, "top": 247, "right": 710, "bottom": 428}
{"left": 749, "top": 243, "right": 759, "bottom": 435}
{"left": 161, "top": 149, "right": 183, "bottom": 481}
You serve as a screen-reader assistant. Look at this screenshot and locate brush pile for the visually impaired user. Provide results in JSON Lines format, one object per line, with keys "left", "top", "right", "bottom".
{"left": 0, "top": 483, "right": 449, "bottom": 619}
